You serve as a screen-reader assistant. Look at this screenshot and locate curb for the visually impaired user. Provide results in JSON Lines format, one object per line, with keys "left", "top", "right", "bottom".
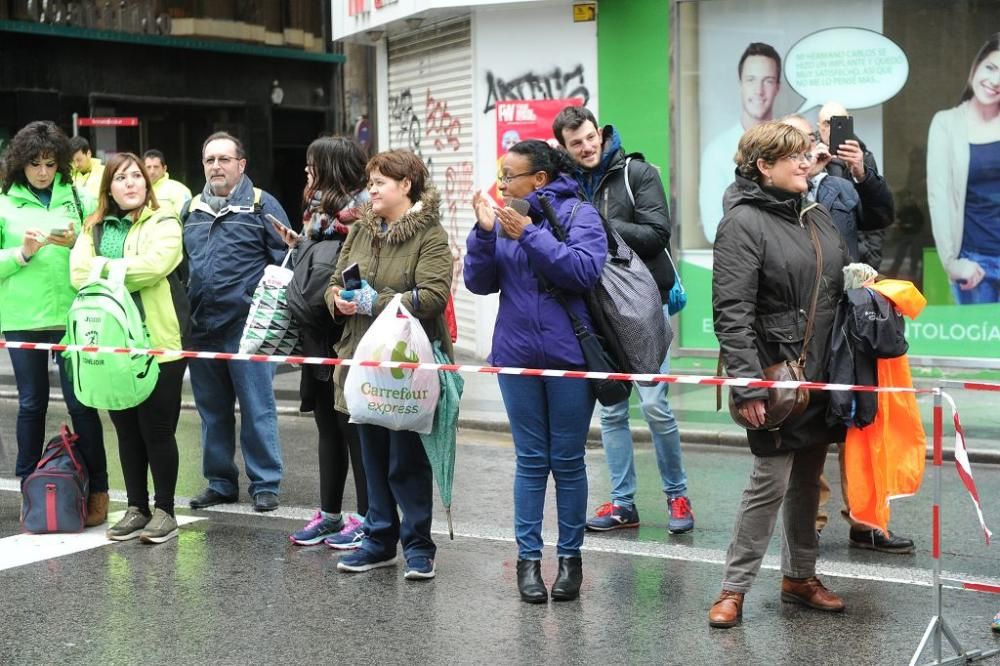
{"left": 4, "top": 389, "right": 999, "bottom": 467}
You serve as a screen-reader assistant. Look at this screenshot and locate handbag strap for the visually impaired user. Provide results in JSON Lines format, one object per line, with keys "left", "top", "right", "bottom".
{"left": 531, "top": 195, "right": 586, "bottom": 330}
{"left": 799, "top": 212, "right": 824, "bottom": 366}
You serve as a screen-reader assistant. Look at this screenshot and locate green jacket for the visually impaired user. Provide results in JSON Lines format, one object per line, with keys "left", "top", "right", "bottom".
{"left": 0, "top": 175, "right": 89, "bottom": 332}
{"left": 327, "top": 187, "right": 454, "bottom": 414}
{"left": 70, "top": 205, "right": 187, "bottom": 364}
{"left": 72, "top": 158, "right": 105, "bottom": 199}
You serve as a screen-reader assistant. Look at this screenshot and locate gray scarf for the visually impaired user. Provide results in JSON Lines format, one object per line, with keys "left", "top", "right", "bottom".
{"left": 200, "top": 176, "right": 245, "bottom": 212}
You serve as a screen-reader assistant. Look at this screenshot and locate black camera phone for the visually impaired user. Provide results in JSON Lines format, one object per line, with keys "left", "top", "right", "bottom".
{"left": 500, "top": 197, "right": 530, "bottom": 239}
{"left": 828, "top": 115, "right": 855, "bottom": 155}
{"left": 342, "top": 263, "right": 362, "bottom": 291}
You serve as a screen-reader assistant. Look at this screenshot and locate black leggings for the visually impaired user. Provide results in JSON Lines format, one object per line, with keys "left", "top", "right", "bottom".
{"left": 311, "top": 375, "right": 367, "bottom": 515}
{"left": 108, "top": 359, "right": 186, "bottom": 515}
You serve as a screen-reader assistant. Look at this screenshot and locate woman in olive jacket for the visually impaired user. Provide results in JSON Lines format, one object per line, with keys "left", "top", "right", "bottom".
{"left": 709, "top": 122, "right": 850, "bottom": 628}
{"left": 325, "top": 149, "right": 453, "bottom": 580}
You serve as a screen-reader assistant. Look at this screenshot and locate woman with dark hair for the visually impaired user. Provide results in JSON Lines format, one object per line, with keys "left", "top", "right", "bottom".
{"left": 0, "top": 121, "right": 108, "bottom": 526}
{"left": 70, "top": 152, "right": 187, "bottom": 543}
{"left": 708, "top": 121, "right": 850, "bottom": 628}
{"left": 271, "top": 136, "right": 370, "bottom": 549}
{"left": 465, "top": 140, "right": 607, "bottom": 603}
{"left": 325, "top": 149, "right": 453, "bottom": 579}
{"left": 928, "top": 32, "right": 1000, "bottom": 304}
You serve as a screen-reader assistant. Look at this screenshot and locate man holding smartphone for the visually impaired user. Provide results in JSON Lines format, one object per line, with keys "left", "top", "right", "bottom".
{"left": 553, "top": 105, "right": 695, "bottom": 536}
{"left": 818, "top": 101, "right": 895, "bottom": 269}
{"left": 182, "top": 131, "right": 291, "bottom": 513}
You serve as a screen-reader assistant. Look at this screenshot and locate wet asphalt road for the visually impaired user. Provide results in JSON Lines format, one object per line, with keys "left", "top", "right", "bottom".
{"left": 1, "top": 398, "right": 999, "bottom": 665}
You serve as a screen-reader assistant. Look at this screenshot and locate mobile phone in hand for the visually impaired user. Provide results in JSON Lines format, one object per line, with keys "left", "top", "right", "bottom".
{"left": 49, "top": 227, "right": 70, "bottom": 237}
{"left": 342, "top": 262, "right": 362, "bottom": 290}
{"left": 500, "top": 197, "right": 530, "bottom": 239}
{"left": 828, "top": 115, "right": 855, "bottom": 155}
{"left": 265, "top": 213, "right": 299, "bottom": 241}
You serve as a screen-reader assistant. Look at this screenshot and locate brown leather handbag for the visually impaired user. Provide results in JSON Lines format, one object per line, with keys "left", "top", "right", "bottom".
{"left": 721, "top": 217, "right": 824, "bottom": 431}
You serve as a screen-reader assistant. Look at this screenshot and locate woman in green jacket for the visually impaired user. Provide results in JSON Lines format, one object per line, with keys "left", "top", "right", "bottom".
{"left": 70, "top": 152, "right": 188, "bottom": 544}
{"left": 325, "top": 149, "right": 453, "bottom": 579}
{"left": 0, "top": 121, "right": 108, "bottom": 525}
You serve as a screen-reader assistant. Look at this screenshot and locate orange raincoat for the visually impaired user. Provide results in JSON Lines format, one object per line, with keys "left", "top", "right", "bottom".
{"left": 844, "top": 279, "right": 927, "bottom": 532}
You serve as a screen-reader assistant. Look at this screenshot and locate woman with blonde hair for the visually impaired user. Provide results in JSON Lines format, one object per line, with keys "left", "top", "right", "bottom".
{"left": 70, "top": 152, "right": 188, "bottom": 544}
{"left": 709, "top": 121, "right": 849, "bottom": 628}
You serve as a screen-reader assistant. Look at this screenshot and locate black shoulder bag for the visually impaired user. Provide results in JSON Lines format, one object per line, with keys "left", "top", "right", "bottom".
{"left": 532, "top": 195, "right": 631, "bottom": 407}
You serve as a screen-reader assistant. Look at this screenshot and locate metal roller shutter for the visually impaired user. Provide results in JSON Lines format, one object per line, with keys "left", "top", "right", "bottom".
{"left": 387, "top": 17, "right": 476, "bottom": 356}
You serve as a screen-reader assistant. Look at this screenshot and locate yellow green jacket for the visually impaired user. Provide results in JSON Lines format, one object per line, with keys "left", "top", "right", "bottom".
{"left": 0, "top": 175, "right": 90, "bottom": 332}
{"left": 70, "top": 205, "right": 187, "bottom": 363}
{"left": 72, "top": 158, "right": 105, "bottom": 198}
{"left": 152, "top": 173, "right": 193, "bottom": 214}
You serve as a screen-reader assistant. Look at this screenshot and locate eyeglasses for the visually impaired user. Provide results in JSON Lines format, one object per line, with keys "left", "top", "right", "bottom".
{"left": 497, "top": 171, "right": 536, "bottom": 184}
{"left": 781, "top": 153, "right": 814, "bottom": 165}
{"left": 203, "top": 156, "right": 238, "bottom": 167}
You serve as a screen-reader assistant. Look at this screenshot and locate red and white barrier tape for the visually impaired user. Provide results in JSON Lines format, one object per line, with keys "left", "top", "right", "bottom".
{"left": 0, "top": 340, "right": 956, "bottom": 395}
{"left": 942, "top": 391, "right": 993, "bottom": 545}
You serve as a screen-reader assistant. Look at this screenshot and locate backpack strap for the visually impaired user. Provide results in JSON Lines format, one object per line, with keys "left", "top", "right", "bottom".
{"left": 623, "top": 157, "right": 635, "bottom": 207}
{"left": 70, "top": 186, "right": 85, "bottom": 226}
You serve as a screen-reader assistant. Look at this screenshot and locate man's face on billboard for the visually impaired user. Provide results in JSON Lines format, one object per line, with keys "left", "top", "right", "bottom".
{"left": 740, "top": 55, "right": 780, "bottom": 122}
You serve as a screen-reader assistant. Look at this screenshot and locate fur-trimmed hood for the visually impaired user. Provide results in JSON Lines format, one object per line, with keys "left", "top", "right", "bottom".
{"left": 357, "top": 187, "right": 442, "bottom": 245}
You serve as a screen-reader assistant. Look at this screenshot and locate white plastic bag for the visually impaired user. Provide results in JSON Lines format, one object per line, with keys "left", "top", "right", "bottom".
{"left": 238, "top": 252, "right": 301, "bottom": 355}
{"left": 344, "top": 294, "right": 440, "bottom": 434}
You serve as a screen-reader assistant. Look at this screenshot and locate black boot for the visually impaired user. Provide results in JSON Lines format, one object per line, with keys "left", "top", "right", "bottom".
{"left": 550, "top": 556, "right": 582, "bottom": 601}
{"left": 517, "top": 559, "right": 547, "bottom": 604}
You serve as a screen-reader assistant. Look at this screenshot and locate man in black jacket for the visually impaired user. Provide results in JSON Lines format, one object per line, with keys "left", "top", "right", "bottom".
{"left": 818, "top": 101, "right": 895, "bottom": 269}
{"left": 553, "top": 106, "right": 694, "bottom": 535}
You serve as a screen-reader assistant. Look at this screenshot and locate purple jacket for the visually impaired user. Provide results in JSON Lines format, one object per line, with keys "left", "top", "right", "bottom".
{"left": 464, "top": 174, "right": 607, "bottom": 369}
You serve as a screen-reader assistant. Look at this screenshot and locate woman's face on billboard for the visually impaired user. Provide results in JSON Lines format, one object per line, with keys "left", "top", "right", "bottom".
{"left": 970, "top": 50, "right": 1000, "bottom": 107}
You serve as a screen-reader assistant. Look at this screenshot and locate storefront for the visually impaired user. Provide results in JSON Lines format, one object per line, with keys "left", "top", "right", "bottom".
{"left": 673, "top": 0, "right": 1000, "bottom": 366}
{"left": 335, "top": 0, "right": 597, "bottom": 357}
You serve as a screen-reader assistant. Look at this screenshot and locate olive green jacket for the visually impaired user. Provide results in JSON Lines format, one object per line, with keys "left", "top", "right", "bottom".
{"left": 326, "top": 187, "right": 454, "bottom": 414}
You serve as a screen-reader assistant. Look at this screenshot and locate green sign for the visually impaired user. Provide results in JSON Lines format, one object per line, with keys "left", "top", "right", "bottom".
{"left": 678, "top": 251, "right": 1000, "bottom": 360}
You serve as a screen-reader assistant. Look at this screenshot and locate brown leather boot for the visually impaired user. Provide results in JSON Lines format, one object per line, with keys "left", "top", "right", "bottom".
{"left": 708, "top": 590, "right": 744, "bottom": 628}
{"left": 85, "top": 492, "right": 110, "bottom": 527}
{"left": 781, "top": 576, "right": 845, "bottom": 612}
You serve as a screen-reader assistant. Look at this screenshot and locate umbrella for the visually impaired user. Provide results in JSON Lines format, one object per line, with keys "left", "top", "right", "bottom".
{"left": 420, "top": 340, "right": 464, "bottom": 539}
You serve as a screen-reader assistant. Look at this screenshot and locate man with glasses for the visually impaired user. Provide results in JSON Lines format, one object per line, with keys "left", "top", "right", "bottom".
{"left": 552, "top": 105, "right": 695, "bottom": 536}
{"left": 182, "top": 131, "right": 291, "bottom": 513}
{"left": 817, "top": 101, "right": 895, "bottom": 270}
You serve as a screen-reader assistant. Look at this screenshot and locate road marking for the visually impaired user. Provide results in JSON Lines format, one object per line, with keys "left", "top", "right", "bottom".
{"left": 2, "top": 479, "right": 997, "bottom": 591}
{"left": 0, "top": 508, "right": 204, "bottom": 572}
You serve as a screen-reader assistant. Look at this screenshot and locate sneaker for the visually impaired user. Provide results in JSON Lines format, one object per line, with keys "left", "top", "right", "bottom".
{"left": 992, "top": 611, "right": 1000, "bottom": 633}
{"left": 106, "top": 507, "right": 151, "bottom": 541}
{"left": 337, "top": 549, "right": 399, "bottom": 573}
{"left": 289, "top": 511, "right": 344, "bottom": 546}
{"left": 667, "top": 496, "right": 695, "bottom": 534}
{"left": 404, "top": 556, "right": 436, "bottom": 580}
{"left": 139, "top": 508, "right": 179, "bottom": 544}
{"left": 325, "top": 514, "right": 365, "bottom": 550}
{"left": 585, "top": 502, "right": 640, "bottom": 531}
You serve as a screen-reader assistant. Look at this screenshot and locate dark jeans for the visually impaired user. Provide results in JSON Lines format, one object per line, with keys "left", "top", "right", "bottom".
{"left": 7, "top": 329, "right": 107, "bottom": 492}
{"left": 357, "top": 423, "right": 435, "bottom": 561}
{"left": 108, "top": 359, "right": 187, "bottom": 515}
{"left": 310, "top": 375, "right": 367, "bottom": 515}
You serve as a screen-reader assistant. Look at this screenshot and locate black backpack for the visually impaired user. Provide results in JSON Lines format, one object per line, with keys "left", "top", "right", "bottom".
{"left": 285, "top": 237, "right": 346, "bottom": 383}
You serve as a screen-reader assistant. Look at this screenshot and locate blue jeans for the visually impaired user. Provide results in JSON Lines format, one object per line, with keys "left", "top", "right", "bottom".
{"left": 189, "top": 326, "right": 282, "bottom": 498}
{"left": 498, "top": 374, "right": 594, "bottom": 560}
{"left": 357, "top": 424, "right": 435, "bottom": 561}
{"left": 6, "top": 329, "right": 107, "bottom": 491}
{"left": 599, "top": 309, "right": 687, "bottom": 508}
{"left": 952, "top": 250, "right": 1000, "bottom": 304}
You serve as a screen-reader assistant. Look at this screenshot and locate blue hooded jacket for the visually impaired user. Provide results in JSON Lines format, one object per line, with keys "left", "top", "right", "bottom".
{"left": 464, "top": 174, "right": 607, "bottom": 369}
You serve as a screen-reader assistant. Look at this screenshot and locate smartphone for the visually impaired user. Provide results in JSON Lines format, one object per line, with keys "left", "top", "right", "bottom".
{"left": 500, "top": 197, "right": 530, "bottom": 239}
{"left": 265, "top": 213, "right": 299, "bottom": 242}
{"left": 342, "top": 262, "right": 362, "bottom": 291}
{"left": 50, "top": 227, "right": 70, "bottom": 237}
{"left": 828, "top": 115, "right": 855, "bottom": 155}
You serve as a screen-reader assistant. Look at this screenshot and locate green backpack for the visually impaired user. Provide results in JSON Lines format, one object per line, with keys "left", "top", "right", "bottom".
{"left": 64, "top": 260, "right": 159, "bottom": 410}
